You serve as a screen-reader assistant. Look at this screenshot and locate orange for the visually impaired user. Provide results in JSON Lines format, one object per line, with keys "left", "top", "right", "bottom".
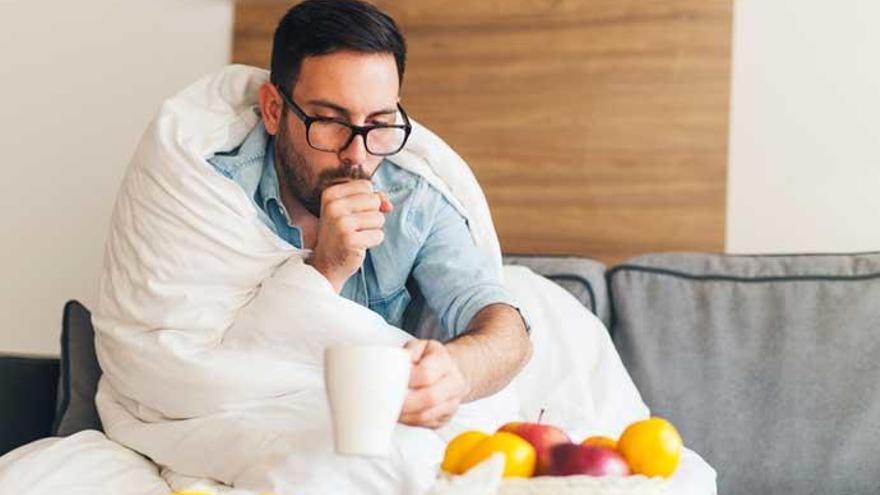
{"left": 582, "top": 435, "right": 618, "bottom": 450}
{"left": 617, "top": 417, "right": 683, "bottom": 478}
{"left": 442, "top": 430, "right": 490, "bottom": 474}
{"left": 458, "top": 431, "right": 537, "bottom": 478}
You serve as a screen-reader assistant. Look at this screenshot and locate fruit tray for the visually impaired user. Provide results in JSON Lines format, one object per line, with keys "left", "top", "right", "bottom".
{"left": 498, "top": 475, "right": 668, "bottom": 495}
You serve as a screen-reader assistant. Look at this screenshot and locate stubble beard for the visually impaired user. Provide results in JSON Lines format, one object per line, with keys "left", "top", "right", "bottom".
{"left": 274, "top": 115, "right": 370, "bottom": 218}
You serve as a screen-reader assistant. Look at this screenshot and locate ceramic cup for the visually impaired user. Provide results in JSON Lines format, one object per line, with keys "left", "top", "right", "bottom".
{"left": 324, "top": 344, "right": 411, "bottom": 456}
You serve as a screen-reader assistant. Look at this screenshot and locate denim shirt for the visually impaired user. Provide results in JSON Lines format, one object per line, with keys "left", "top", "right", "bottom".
{"left": 208, "top": 122, "right": 518, "bottom": 340}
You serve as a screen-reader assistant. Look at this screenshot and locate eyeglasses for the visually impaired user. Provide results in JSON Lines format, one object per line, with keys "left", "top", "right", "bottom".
{"left": 275, "top": 85, "right": 412, "bottom": 156}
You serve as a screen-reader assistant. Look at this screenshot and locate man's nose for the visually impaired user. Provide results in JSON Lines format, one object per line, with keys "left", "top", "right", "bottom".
{"left": 338, "top": 133, "right": 368, "bottom": 167}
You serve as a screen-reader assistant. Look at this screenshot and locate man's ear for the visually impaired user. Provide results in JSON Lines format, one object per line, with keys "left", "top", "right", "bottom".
{"left": 259, "top": 81, "right": 283, "bottom": 136}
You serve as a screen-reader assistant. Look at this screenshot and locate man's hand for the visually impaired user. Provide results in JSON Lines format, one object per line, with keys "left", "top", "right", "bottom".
{"left": 308, "top": 180, "right": 392, "bottom": 292}
{"left": 399, "top": 339, "right": 471, "bottom": 429}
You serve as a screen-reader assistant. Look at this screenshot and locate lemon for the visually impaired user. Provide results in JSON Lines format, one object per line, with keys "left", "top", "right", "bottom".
{"left": 458, "top": 431, "right": 536, "bottom": 478}
{"left": 617, "top": 417, "right": 683, "bottom": 478}
{"left": 442, "top": 430, "right": 490, "bottom": 474}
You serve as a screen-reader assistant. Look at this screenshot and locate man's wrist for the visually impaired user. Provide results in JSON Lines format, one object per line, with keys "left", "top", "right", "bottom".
{"left": 445, "top": 340, "right": 477, "bottom": 402}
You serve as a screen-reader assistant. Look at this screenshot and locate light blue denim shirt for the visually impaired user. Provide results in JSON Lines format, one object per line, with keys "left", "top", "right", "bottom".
{"left": 208, "top": 122, "right": 518, "bottom": 340}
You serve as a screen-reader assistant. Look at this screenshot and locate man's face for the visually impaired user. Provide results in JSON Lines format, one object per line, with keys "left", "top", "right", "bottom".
{"left": 272, "top": 51, "right": 401, "bottom": 216}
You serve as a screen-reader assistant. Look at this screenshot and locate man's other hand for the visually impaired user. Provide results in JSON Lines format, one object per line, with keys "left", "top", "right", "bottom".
{"left": 309, "top": 179, "right": 392, "bottom": 292}
{"left": 399, "top": 339, "right": 471, "bottom": 429}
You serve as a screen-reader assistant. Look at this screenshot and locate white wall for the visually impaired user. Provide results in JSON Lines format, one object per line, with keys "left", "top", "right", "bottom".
{"left": 0, "top": 0, "right": 233, "bottom": 355}
{"left": 727, "top": 0, "right": 880, "bottom": 253}
{"left": 4, "top": 0, "right": 879, "bottom": 353}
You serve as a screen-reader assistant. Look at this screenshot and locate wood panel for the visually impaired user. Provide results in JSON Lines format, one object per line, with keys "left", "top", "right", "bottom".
{"left": 233, "top": 0, "right": 732, "bottom": 264}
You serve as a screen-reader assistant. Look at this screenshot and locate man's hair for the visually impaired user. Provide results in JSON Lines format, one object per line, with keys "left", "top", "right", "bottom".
{"left": 270, "top": 0, "right": 407, "bottom": 91}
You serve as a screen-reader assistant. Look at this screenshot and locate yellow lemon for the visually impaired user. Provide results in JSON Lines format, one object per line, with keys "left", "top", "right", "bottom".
{"left": 617, "top": 417, "right": 683, "bottom": 478}
{"left": 582, "top": 435, "right": 618, "bottom": 450}
{"left": 442, "top": 430, "right": 491, "bottom": 474}
{"left": 458, "top": 431, "right": 536, "bottom": 478}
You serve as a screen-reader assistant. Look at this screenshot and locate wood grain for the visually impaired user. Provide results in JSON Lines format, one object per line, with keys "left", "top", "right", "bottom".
{"left": 233, "top": 0, "right": 732, "bottom": 264}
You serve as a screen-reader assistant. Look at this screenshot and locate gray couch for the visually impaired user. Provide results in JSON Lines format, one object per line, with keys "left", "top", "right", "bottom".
{"left": 3, "top": 252, "right": 879, "bottom": 495}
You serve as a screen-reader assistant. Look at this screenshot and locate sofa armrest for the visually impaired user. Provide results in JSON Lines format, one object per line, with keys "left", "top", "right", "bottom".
{"left": 0, "top": 354, "right": 59, "bottom": 456}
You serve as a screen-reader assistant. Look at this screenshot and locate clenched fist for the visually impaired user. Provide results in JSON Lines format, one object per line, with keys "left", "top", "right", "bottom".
{"left": 308, "top": 179, "right": 392, "bottom": 292}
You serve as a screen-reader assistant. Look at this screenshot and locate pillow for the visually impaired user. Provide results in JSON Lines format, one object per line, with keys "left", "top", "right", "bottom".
{"left": 503, "top": 255, "right": 609, "bottom": 327}
{"left": 53, "top": 300, "right": 103, "bottom": 436}
{"left": 609, "top": 252, "right": 880, "bottom": 495}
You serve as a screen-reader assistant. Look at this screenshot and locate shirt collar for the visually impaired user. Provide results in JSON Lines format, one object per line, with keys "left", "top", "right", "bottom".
{"left": 257, "top": 135, "right": 290, "bottom": 222}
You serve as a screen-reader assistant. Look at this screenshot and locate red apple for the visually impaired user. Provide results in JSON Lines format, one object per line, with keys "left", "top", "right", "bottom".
{"left": 498, "top": 421, "right": 571, "bottom": 476}
{"left": 549, "top": 444, "right": 631, "bottom": 477}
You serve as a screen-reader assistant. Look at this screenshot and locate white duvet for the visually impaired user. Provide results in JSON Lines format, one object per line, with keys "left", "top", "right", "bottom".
{"left": 0, "top": 66, "right": 715, "bottom": 495}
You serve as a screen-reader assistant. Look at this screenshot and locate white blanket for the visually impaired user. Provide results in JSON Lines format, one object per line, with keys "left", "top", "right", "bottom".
{"left": 0, "top": 66, "right": 715, "bottom": 495}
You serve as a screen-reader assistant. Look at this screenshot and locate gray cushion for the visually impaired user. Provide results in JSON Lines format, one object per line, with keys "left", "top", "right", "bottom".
{"left": 609, "top": 252, "right": 880, "bottom": 495}
{"left": 53, "top": 300, "right": 103, "bottom": 436}
{"left": 504, "top": 255, "right": 609, "bottom": 326}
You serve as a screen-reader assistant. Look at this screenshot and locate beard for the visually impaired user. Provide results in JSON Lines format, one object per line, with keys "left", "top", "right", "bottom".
{"left": 274, "top": 114, "right": 370, "bottom": 217}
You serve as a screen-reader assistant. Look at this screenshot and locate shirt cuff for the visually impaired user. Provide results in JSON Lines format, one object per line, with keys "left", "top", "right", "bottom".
{"left": 450, "top": 284, "right": 532, "bottom": 338}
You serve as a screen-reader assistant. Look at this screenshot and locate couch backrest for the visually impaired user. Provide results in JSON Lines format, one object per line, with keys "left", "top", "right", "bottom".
{"left": 608, "top": 252, "right": 880, "bottom": 495}
{"left": 504, "top": 255, "right": 610, "bottom": 326}
{"left": 0, "top": 355, "right": 58, "bottom": 457}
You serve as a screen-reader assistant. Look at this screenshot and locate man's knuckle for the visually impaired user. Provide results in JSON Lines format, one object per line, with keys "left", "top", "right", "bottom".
{"left": 424, "top": 365, "right": 441, "bottom": 384}
{"left": 425, "top": 361, "right": 440, "bottom": 381}
{"left": 322, "top": 188, "right": 338, "bottom": 203}
{"left": 364, "top": 231, "right": 381, "bottom": 247}
{"left": 325, "top": 200, "right": 344, "bottom": 218}
{"left": 413, "top": 368, "right": 430, "bottom": 386}
{"left": 424, "top": 389, "right": 441, "bottom": 407}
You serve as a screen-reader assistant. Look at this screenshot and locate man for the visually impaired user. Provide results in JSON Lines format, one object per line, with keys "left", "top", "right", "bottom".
{"left": 209, "top": 0, "right": 531, "bottom": 429}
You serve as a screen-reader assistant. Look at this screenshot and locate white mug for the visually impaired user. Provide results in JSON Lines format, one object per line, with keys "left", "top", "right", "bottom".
{"left": 324, "top": 344, "right": 411, "bottom": 456}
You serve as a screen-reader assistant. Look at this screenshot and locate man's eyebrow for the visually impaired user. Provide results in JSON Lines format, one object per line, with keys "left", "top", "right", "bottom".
{"left": 305, "top": 99, "right": 397, "bottom": 119}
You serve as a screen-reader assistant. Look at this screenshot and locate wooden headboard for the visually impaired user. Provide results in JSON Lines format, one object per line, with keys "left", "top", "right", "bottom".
{"left": 233, "top": 1, "right": 732, "bottom": 264}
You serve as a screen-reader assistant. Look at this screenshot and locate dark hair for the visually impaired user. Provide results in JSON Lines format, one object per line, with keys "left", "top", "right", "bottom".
{"left": 270, "top": 0, "right": 407, "bottom": 92}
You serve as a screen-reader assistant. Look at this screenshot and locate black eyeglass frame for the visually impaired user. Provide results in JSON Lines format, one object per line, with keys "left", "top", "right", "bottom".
{"left": 275, "top": 85, "right": 413, "bottom": 156}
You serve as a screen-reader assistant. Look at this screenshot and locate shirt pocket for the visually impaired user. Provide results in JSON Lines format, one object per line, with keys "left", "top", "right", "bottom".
{"left": 364, "top": 235, "right": 416, "bottom": 328}
{"left": 368, "top": 285, "right": 412, "bottom": 329}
